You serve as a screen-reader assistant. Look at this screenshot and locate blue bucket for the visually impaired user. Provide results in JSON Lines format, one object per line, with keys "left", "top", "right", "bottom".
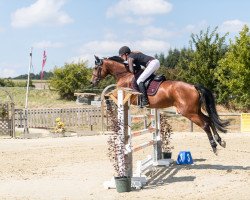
{"left": 176, "top": 151, "right": 193, "bottom": 165}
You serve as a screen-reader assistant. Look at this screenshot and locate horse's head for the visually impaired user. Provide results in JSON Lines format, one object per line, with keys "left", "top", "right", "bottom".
{"left": 91, "top": 55, "right": 131, "bottom": 86}
{"left": 91, "top": 55, "right": 107, "bottom": 86}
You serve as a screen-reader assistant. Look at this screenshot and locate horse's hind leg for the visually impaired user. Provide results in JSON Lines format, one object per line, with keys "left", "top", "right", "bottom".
{"left": 184, "top": 113, "right": 218, "bottom": 154}
{"left": 210, "top": 123, "right": 226, "bottom": 148}
{"left": 201, "top": 113, "right": 226, "bottom": 148}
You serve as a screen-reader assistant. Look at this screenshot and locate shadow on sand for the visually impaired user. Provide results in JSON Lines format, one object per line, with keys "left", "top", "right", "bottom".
{"left": 144, "top": 158, "right": 250, "bottom": 189}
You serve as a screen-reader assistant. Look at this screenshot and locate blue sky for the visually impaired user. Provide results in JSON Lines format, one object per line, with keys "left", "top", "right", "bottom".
{"left": 0, "top": 0, "right": 249, "bottom": 78}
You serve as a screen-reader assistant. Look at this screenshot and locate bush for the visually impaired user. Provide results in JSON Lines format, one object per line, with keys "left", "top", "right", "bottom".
{"left": 49, "top": 62, "right": 91, "bottom": 100}
{"left": 0, "top": 79, "right": 15, "bottom": 87}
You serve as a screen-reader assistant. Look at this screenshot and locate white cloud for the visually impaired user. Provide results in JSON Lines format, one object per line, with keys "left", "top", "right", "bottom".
{"left": 0, "top": 26, "right": 4, "bottom": 32}
{"left": 80, "top": 39, "right": 169, "bottom": 57}
{"left": 106, "top": 0, "right": 172, "bottom": 26}
{"left": 143, "top": 26, "right": 176, "bottom": 38}
{"left": 0, "top": 67, "right": 18, "bottom": 78}
{"left": 103, "top": 30, "right": 118, "bottom": 40}
{"left": 107, "top": 0, "right": 172, "bottom": 17}
{"left": 133, "top": 39, "right": 170, "bottom": 53}
{"left": 219, "top": 19, "right": 249, "bottom": 33}
{"left": 70, "top": 39, "right": 170, "bottom": 66}
{"left": 68, "top": 54, "right": 92, "bottom": 66}
{"left": 69, "top": 40, "right": 124, "bottom": 66}
{"left": 124, "top": 16, "right": 153, "bottom": 26}
{"left": 183, "top": 21, "right": 208, "bottom": 34}
{"left": 0, "top": 61, "right": 24, "bottom": 77}
{"left": 11, "top": 0, "right": 73, "bottom": 28}
{"left": 142, "top": 21, "right": 208, "bottom": 40}
{"left": 80, "top": 40, "right": 124, "bottom": 55}
{"left": 33, "top": 40, "right": 64, "bottom": 49}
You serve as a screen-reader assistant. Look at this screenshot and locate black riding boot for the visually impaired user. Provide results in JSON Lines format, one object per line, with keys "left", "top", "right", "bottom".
{"left": 138, "top": 82, "right": 149, "bottom": 107}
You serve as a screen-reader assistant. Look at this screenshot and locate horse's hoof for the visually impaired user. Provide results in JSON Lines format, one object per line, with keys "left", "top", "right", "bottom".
{"left": 220, "top": 140, "right": 226, "bottom": 148}
{"left": 213, "top": 148, "right": 218, "bottom": 155}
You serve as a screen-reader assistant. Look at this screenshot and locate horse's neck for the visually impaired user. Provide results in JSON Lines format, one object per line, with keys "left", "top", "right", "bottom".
{"left": 117, "top": 74, "right": 134, "bottom": 88}
{"left": 107, "top": 61, "right": 134, "bottom": 88}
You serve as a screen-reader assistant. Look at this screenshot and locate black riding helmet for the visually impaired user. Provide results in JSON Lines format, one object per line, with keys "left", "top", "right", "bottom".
{"left": 119, "top": 46, "right": 131, "bottom": 56}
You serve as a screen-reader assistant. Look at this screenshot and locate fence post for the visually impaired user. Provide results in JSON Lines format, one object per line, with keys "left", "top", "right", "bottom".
{"left": 11, "top": 102, "right": 15, "bottom": 138}
{"left": 190, "top": 121, "right": 193, "bottom": 132}
{"left": 154, "top": 109, "right": 162, "bottom": 161}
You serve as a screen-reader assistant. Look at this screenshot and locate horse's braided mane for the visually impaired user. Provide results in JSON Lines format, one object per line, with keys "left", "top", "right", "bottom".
{"left": 107, "top": 56, "right": 125, "bottom": 64}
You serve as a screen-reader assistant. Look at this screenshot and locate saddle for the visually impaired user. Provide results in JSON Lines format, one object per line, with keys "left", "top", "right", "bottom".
{"left": 132, "top": 70, "right": 166, "bottom": 96}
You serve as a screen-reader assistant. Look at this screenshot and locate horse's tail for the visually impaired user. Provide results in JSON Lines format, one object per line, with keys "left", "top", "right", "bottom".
{"left": 194, "top": 84, "right": 229, "bottom": 133}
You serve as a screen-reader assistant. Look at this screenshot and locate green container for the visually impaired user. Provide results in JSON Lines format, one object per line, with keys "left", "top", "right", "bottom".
{"left": 115, "top": 177, "right": 131, "bottom": 193}
{"left": 162, "top": 152, "right": 172, "bottom": 159}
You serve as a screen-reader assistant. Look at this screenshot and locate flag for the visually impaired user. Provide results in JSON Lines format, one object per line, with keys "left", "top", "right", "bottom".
{"left": 40, "top": 50, "right": 47, "bottom": 80}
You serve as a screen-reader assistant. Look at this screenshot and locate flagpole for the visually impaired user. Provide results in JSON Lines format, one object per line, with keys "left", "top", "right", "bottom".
{"left": 40, "top": 50, "right": 47, "bottom": 89}
{"left": 40, "top": 50, "right": 42, "bottom": 89}
{"left": 24, "top": 47, "right": 33, "bottom": 135}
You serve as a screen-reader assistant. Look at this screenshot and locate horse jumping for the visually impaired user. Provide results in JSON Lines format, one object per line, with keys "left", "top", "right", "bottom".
{"left": 91, "top": 56, "right": 229, "bottom": 154}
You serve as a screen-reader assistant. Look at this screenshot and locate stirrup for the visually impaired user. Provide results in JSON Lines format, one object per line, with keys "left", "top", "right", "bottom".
{"left": 140, "top": 102, "right": 149, "bottom": 108}
{"left": 140, "top": 97, "right": 149, "bottom": 108}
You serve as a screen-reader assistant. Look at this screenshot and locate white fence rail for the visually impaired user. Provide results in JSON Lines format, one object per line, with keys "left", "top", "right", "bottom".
{"left": 162, "top": 111, "right": 243, "bottom": 133}
{"left": 15, "top": 107, "right": 102, "bottom": 130}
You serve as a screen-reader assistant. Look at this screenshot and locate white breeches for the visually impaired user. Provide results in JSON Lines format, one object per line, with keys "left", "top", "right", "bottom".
{"left": 136, "top": 59, "right": 160, "bottom": 85}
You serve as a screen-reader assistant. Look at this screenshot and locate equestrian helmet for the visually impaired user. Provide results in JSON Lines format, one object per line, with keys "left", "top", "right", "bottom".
{"left": 119, "top": 46, "right": 131, "bottom": 56}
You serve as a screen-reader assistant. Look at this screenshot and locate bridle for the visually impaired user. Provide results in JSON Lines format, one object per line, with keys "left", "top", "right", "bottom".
{"left": 92, "top": 58, "right": 103, "bottom": 84}
{"left": 92, "top": 56, "right": 131, "bottom": 85}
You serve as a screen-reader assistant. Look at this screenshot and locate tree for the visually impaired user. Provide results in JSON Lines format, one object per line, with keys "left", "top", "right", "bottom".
{"left": 155, "top": 49, "right": 182, "bottom": 80}
{"left": 215, "top": 25, "right": 250, "bottom": 110}
{"left": 0, "top": 78, "right": 15, "bottom": 87}
{"left": 178, "top": 27, "right": 228, "bottom": 90}
{"left": 49, "top": 62, "right": 91, "bottom": 100}
{"left": 40, "top": 71, "right": 54, "bottom": 80}
{"left": 13, "top": 71, "right": 54, "bottom": 80}
{"left": 0, "top": 79, "right": 5, "bottom": 86}
{"left": 175, "top": 48, "right": 194, "bottom": 81}
{"left": 165, "top": 48, "right": 181, "bottom": 68}
{"left": 155, "top": 53, "right": 166, "bottom": 67}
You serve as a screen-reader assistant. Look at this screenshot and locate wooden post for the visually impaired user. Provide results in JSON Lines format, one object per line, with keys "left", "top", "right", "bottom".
{"left": 190, "top": 121, "right": 193, "bottom": 132}
{"left": 11, "top": 102, "right": 15, "bottom": 138}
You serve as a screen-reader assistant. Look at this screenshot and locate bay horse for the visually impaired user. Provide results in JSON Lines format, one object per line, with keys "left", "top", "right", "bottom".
{"left": 91, "top": 56, "right": 229, "bottom": 154}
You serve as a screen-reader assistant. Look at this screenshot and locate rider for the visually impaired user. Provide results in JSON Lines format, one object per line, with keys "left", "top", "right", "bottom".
{"left": 118, "top": 46, "right": 160, "bottom": 107}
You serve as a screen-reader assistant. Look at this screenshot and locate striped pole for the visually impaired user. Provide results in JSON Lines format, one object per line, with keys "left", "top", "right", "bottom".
{"left": 132, "top": 140, "right": 156, "bottom": 153}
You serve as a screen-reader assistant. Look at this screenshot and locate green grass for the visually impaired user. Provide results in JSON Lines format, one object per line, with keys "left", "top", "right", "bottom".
{"left": 0, "top": 87, "right": 78, "bottom": 109}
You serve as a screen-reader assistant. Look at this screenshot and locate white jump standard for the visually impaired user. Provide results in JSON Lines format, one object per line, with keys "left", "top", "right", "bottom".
{"left": 103, "top": 88, "right": 173, "bottom": 190}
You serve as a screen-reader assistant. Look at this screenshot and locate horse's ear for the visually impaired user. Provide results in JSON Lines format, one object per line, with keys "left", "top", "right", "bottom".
{"left": 94, "top": 55, "right": 103, "bottom": 65}
{"left": 94, "top": 55, "right": 100, "bottom": 62}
